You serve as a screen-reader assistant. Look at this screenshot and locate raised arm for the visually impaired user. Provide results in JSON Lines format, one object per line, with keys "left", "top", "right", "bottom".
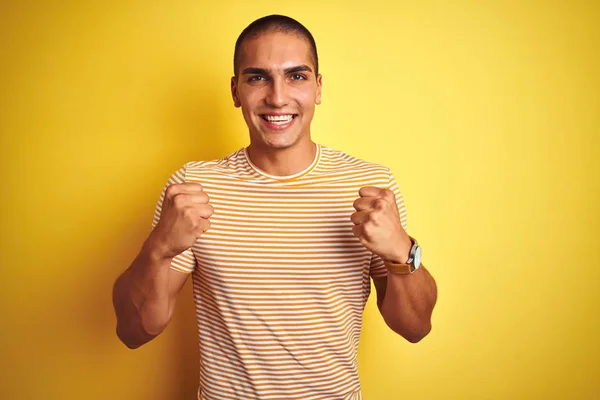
{"left": 112, "top": 183, "right": 212, "bottom": 349}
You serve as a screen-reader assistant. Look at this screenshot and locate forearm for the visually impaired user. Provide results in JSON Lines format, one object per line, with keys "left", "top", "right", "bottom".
{"left": 380, "top": 265, "right": 437, "bottom": 343}
{"left": 112, "top": 240, "right": 173, "bottom": 348}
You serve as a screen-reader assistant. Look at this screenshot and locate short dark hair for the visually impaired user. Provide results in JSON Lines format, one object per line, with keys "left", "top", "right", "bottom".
{"left": 233, "top": 15, "right": 319, "bottom": 78}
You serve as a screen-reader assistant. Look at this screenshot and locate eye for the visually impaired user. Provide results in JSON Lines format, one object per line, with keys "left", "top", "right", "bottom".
{"left": 248, "top": 75, "right": 267, "bottom": 82}
{"left": 290, "top": 74, "right": 307, "bottom": 81}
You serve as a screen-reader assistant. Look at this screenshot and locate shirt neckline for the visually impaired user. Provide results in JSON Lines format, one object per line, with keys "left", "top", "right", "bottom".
{"left": 243, "top": 143, "right": 321, "bottom": 181}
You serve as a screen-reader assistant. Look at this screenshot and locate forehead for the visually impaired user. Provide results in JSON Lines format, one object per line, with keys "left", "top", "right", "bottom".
{"left": 239, "top": 32, "right": 314, "bottom": 71}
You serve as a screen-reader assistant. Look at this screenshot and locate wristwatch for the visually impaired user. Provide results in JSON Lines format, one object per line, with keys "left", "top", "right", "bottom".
{"left": 383, "top": 236, "right": 422, "bottom": 275}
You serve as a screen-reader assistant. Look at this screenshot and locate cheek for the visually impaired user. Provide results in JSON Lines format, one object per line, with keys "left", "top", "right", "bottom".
{"left": 239, "top": 88, "right": 263, "bottom": 108}
{"left": 295, "top": 89, "right": 318, "bottom": 110}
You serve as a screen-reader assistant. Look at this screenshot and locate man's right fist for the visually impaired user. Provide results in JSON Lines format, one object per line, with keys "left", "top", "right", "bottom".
{"left": 149, "top": 182, "right": 213, "bottom": 259}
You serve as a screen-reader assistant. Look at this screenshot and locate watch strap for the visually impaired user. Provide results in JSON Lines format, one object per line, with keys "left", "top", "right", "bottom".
{"left": 384, "top": 236, "right": 418, "bottom": 275}
{"left": 384, "top": 260, "right": 413, "bottom": 275}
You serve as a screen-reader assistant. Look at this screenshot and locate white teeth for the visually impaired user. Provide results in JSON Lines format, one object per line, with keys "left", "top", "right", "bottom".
{"left": 264, "top": 114, "right": 294, "bottom": 122}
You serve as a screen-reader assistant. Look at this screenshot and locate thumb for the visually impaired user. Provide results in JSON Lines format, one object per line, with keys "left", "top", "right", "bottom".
{"left": 352, "top": 225, "right": 369, "bottom": 247}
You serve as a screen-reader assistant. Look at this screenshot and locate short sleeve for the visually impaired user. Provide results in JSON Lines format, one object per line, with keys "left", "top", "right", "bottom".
{"left": 151, "top": 165, "right": 197, "bottom": 274}
{"left": 369, "top": 168, "right": 409, "bottom": 278}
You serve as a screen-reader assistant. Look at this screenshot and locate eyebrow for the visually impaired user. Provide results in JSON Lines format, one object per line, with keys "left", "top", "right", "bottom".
{"left": 241, "top": 64, "right": 314, "bottom": 75}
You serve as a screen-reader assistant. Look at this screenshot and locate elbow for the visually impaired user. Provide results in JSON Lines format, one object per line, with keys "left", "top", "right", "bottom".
{"left": 116, "top": 324, "right": 144, "bottom": 349}
{"left": 405, "top": 325, "right": 431, "bottom": 343}
{"left": 113, "top": 293, "right": 171, "bottom": 349}
{"left": 387, "top": 319, "right": 432, "bottom": 343}
{"left": 116, "top": 318, "right": 166, "bottom": 350}
{"left": 404, "top": 321, "right": 432, "bottom": 343}
{"left": 121, "top": 338, "right": 142, "bottom": 350}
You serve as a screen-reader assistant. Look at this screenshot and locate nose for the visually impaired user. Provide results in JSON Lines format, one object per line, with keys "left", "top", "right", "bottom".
{"left": 265, "top": 77, "right": 289, "bottom": 108}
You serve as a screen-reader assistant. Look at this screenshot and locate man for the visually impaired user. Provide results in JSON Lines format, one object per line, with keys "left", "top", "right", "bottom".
{"left": 113, "top": 14, "right": 437, "bottom": 400}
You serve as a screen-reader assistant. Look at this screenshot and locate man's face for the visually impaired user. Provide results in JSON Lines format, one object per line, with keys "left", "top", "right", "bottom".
{"left": 231, "top": 32, "right": 322, "bottom": 150}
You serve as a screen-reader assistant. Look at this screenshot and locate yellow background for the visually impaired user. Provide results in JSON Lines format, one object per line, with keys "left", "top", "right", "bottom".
{"left": 1, "top": 1, "right": 598, "bottom": 399}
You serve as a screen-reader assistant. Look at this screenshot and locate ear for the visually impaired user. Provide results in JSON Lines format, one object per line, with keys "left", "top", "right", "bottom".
{"left": 231, "top": 77, "right": 241, "bottom": 108}
{"left": 315, "top": 74, "right": 323, "bottom": 105}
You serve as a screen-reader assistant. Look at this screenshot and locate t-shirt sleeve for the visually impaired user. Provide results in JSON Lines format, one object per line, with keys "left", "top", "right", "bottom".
{"left": 151, "top": 165, "right": 197, "bottom": 274}
{"left": 369, "top": 168, "right": 409, "bottom": 278}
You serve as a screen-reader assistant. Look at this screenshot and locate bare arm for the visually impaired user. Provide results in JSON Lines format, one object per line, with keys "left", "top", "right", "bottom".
{"left": 351, "top": 186, "right": 437, "bottom": 343}
{"left": 112, "top": 182, "right": 212, "bottom": 349}
{"left": 373, "top": 265, "right": 437, "bottom": 343}
{"left": 112, "top": 239, "right": 189, "bottom": 349}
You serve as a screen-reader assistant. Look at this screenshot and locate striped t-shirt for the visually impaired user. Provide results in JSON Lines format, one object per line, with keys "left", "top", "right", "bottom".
{"left": 152, "top": 144, "right": 408, "bottom": 400}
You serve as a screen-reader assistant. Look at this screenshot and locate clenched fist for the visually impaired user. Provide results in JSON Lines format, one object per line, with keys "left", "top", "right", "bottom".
{"left": 351, "top": 187, "right": 411, "bottom": 263}
{"left": 149, "top": 182, "right": 213, "bottom": 259}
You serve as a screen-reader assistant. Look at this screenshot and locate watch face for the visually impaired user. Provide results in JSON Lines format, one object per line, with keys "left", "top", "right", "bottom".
{"left": 414, "top": 246, "right": 422, "bottom": 269}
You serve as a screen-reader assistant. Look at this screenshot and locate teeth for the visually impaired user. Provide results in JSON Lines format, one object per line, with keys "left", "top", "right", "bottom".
{"left": 264, "top": 114, "right": 294, "bottom": 122}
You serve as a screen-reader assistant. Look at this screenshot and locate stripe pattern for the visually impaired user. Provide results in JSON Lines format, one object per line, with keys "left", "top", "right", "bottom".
{"left": 153, "top": 144, "right": 408, "bottom": 400}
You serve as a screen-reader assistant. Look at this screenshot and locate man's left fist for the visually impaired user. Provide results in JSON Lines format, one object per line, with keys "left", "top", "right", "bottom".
{"left": 351, "top": 187, "right": 411, "bottom": 263}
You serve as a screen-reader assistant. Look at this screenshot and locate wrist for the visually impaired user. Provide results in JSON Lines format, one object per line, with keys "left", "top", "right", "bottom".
{"left": 142, "top": 234, "right": 175, "bottom": 262}
{"left": 384, "top": 235, "right": 413, "bottom": 264}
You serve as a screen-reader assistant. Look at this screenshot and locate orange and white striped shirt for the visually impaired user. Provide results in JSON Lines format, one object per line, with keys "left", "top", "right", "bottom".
{"left": 153, "top": 144, "right": 408, "bottom": 400}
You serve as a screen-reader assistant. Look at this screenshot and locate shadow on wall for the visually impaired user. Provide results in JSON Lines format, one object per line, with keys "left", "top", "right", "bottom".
{"left": 104, "top": 73, "right": 241, "bottom": 398}
{"left": 153, "top": 75, "right": 240, "bottom": 398}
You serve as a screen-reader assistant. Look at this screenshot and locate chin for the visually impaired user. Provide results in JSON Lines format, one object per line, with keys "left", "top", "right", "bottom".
{"left": 256, "top": 132, "right": 302, "bottom": 150}
{"left": 265, "top": 139, "right": 296, "bottom": 149}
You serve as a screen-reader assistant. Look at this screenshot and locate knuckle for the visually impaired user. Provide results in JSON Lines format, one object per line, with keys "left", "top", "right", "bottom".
{"left": 196, "top": 218, "right": 210, "bottom": 235}
{"left": 367, "top": 212, "right": 379, "bottom": 224}
{"left": 165, "top": 184, "right": 178, "bottom": 198}
{"left": 384, "top": 189, "right": 395, "bottom": 200}
{"left": 186, "top": 182, "right": 203, "bottom": 192}
{"left": 182, "top": 206, "right": 196, "bottom": 219}
{"left": 362, "top": 223, "right": 374, "bottom": 237}
{"left": 196, "top": 204, "right": 213, "bottom": 219}
{"left": 374, "top": 198, "right": 386, "bottom": 210}
{"left": 173, "top": 194, "right": 187, "bottom": 207}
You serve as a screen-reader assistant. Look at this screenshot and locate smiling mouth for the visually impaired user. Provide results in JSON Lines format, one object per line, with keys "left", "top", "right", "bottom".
{"left": 260, "top": 114, "right": 297, "bottom": 125}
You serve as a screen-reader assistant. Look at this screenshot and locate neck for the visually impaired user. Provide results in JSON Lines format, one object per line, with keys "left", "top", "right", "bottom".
{"left": 246, "top": 140, "right": 317, "bottom": 177}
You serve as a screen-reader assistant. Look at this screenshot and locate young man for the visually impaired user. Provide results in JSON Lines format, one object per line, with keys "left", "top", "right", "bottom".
{"left": 113, "top": 15, "right": 437, "bottom": 400}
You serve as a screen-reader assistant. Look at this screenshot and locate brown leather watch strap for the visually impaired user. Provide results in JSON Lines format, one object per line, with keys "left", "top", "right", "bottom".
{"left": 384, "top": 260, "right": 412, "bottom": 275}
